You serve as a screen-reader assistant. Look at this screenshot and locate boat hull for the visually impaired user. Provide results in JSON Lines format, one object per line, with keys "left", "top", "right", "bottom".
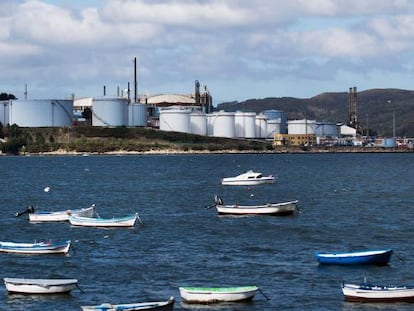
{"left": 315, "top": 249, "right": 393, "bottom": 265}
{"left": 29, "top": 205, "right": 95, "bottom": 222}
{"left": 179, "top": 286, "right": 258, "bottom": 304}
{"left": 4, "top": 278, "right": 78, "bottom": 294}
{"left": 221, "top": 177, "right": 275, "bottom": 186}
{"left": 69, "top": 214, "right": 138, "bottom": 227}
{"left": 81, "top": 297, "right": 175, "bottom": 311}
{"left": 342, "top": 283, "right": 414, "bottom": 302}
{"left": 216, "top": 200, "right": 298, "bottom": 216}
{"left": 0, "top": 240, "right": 71, "bottom": 254}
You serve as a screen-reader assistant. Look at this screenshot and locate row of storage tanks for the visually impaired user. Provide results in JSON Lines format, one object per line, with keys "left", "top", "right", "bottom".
{"left": 0, "top": 98, "right": 147, "bottom": 127}
{"left": 159, "top": 108, "right": 339, "bottom": 139}
{"left": 0, "top": 98, "right": 339, "bottom": 139}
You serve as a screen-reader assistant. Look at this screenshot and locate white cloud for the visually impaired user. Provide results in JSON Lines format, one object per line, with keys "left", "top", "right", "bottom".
{"left": 2, "top": 0, "right": 414, "bottom": 101}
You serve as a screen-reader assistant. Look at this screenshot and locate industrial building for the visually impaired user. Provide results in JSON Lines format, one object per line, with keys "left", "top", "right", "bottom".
{"left": 0, "top": 83, "right": 405, "bottom": 148}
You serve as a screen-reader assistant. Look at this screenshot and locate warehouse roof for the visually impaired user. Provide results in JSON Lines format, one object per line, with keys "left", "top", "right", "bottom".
{"left": 147, "top": 94, "right": 195, "bottom": 105}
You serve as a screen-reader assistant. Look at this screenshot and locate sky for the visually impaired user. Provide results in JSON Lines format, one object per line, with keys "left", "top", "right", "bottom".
{"left": 2, "top": 0, "right": 414, "bottom": 104}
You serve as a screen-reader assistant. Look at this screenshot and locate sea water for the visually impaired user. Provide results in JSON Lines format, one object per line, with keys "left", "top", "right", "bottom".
{"left": 0, "top": 153, "right": 413, "bottom": 310}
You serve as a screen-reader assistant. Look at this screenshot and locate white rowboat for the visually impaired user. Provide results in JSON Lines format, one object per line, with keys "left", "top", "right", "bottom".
{"left": 213, "top": 195, "right": 298, "bottom": 216}
{"left": 81, "top": 296, "right": 175, "bottom": 311}
{"left": 15, "top": 204, "right": 95, "bottom": 222}
{"left": 342, "top": 282, "right": 414, "bottom": 302}
{"left": 69, "top": 213, "right": 140, "bottom": 227}
{"left": 4, "top": 278, "right": 78, "bottom": 294}
{"left": 179, "top": 286, "right": 258, "bottom": 303}
{"left": 0, "top": 240, "right": 71, "bottom": 255}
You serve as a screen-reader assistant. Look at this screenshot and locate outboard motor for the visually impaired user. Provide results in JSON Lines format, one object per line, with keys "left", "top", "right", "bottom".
{"left": 214, "top": 194, "right": 224, "bottom": 206}
{"left": 15, "top": 205, "right": 36, "bottom": 217}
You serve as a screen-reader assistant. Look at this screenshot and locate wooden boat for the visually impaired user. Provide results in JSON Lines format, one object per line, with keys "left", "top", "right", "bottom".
{"left": 212, "top": 195, "right": 298, "bottom": 216}
{"left": 4, "top": 278, "right": 78, "bottom": 294}
{"left": 342, "top": 281, "right": 414, "bottom": 302}
{"left": 179, "top": 286, "right": 258, "bottom": 303}
{"left": 315, "top": 249, "right": 393, "bottom": 265}
{"left": 81, "top": 296, "right": 175, "bottom": 311}
{"left": 69, "top": 213, "right": 140, "bottom": 227}
{"left": 15, "top": 204, "right": 95, "bottom": 222}
{"left": 0, "top": 240, "right": 71, "bottom": 255}
{"left": 221, "top": 170, "right": 275, "bottom": 186}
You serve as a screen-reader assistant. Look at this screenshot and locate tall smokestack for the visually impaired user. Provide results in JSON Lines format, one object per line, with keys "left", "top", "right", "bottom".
{"left": 127, "top": 82, "right": 131, "bottom": 104}
{"left": 134, "top": 57, "right": 137, "bottom": 103}
{"left": 348, "top": 86, "right": 358, "bottom": 130}
{"left": 195, "top": 80, "right": 200, "bottom": 105}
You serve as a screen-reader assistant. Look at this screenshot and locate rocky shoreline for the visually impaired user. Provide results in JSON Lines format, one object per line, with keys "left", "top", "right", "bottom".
{"left": 24, "top": 145, "right": 413, "bottom": 156}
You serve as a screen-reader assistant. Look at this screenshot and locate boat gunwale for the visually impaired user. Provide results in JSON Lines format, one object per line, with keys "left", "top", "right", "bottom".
{"left": 4, "top": 278, "right": 78, "bottom": 287}
{"left": 179, "top": 286, "right": 258, "bottom": 293}
{"left": 316, "top": 249, "right": 393, "bottom": 258}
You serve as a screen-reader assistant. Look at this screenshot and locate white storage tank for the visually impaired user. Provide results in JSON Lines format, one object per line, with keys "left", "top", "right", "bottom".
{"left": 206, "top": 114, "right": 214, "bottom": 136}
{"left": 383, "top": 138, "right": 397, "bottom": 148}
{"left": 159, "top": 108, "right": 191, "bottom": 133}
{"left": 0, "top": 100, "right": 9, "bottom": 125}
{"left": 190, "top": 110, "right": 207, "bottom": 136}
{"left": 314, "top": 121, "right": 338, "bottom": 137}
{"left": 267, "top": 118, "right": 281, "bottom": 138}
{"left": 255, "top": 114, "right": 268, "bottom": 138}
{"left": 234, "top": 111, "right": 245, "bottom": 138}
{"left": 128, "top": 103, "right": 147, "bottom": 127}
{"left": 244, "top": 112, "right": 256, "bottom": 138}
{"left": 210, "top": 111, "right": 235, "bottom": 138}
{"left": 92, "top": 97, "right": 128, "bottom": 126}
{"left": 287, "top": 119, "right": 316, "bottom": 134}
{"left": 9, "top": 99, "right": 73, "bottom": 127}
{"left": 234, "top": 112, "right": 256, "bottom": 138}
{"left": 263, "top": 110, "right": 287, "bottom": 134}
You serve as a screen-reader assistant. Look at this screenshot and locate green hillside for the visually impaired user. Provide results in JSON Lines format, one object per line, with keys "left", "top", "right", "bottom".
{"left": 218, "top": 88, "right": 414, "bottom": 137}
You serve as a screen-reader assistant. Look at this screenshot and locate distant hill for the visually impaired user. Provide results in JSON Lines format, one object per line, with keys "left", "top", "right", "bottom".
{"left": 217, "top": 88, "right": 414, "bottom": 137}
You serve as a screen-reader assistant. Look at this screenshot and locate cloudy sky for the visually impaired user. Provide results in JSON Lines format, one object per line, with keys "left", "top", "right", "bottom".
{"left": 2, "top": 0, "right": 414, "bottom": 104}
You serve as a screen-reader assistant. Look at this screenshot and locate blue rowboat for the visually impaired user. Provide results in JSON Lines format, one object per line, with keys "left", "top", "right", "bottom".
{"left": 315, "top": 249, "right": 393, "bottom": 265}
{"left": 0, "top": 240, "right": 71, "bottom": 254}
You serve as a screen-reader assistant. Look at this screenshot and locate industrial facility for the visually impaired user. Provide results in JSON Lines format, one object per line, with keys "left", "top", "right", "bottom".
{"left": 0, "top": 83, "right": 407, "bottom": 149}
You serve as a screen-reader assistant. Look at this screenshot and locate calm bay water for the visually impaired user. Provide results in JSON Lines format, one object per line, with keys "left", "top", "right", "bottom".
{"left": 0, "top": 153, "right": 414, "bottom": 310}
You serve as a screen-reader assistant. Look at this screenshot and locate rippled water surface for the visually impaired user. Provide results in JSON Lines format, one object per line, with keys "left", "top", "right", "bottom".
{"left": 0, "top": 153, "right": 414, "bottom": 310}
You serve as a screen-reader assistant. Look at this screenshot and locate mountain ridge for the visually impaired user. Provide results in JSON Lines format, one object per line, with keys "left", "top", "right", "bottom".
{"left": 217, "top": 88, "right": 414, "bottom": 137}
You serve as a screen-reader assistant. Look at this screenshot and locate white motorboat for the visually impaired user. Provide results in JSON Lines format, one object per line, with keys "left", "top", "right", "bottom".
{"left": 4, "top": 278, "right": 78, "bottom": 294}
{"left": 221, "top": 170, "right": 276, "bottom": 186}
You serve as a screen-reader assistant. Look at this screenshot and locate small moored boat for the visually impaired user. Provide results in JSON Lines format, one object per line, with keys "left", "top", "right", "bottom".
{"left": 81, "top": 296, "right": 175, "bottom": 311}
{"left": 315, "top": 249, "right": 393, "bottom": 265}
{"left": 221, "top": 170, "right": 275, "bottom": 186}
{"left": 69, "top": 213, "right": 140, "bottom": 227}
{"left": 212, "top": 195, "right": 298, "bottom": 216}
{"left": 342, "top": 281, "right": 414, "bottom": 302}
{"left": 0, "top": 240, "right": 71, "bottom": 255}
{"left": 4, "top": 278, "right": 78, "bottom": 294}
{"left": 15, "top": 204, "right": 96, "bottom": 222}
{"left": 179, "top": 286, "right": 258, "bottom": 303}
